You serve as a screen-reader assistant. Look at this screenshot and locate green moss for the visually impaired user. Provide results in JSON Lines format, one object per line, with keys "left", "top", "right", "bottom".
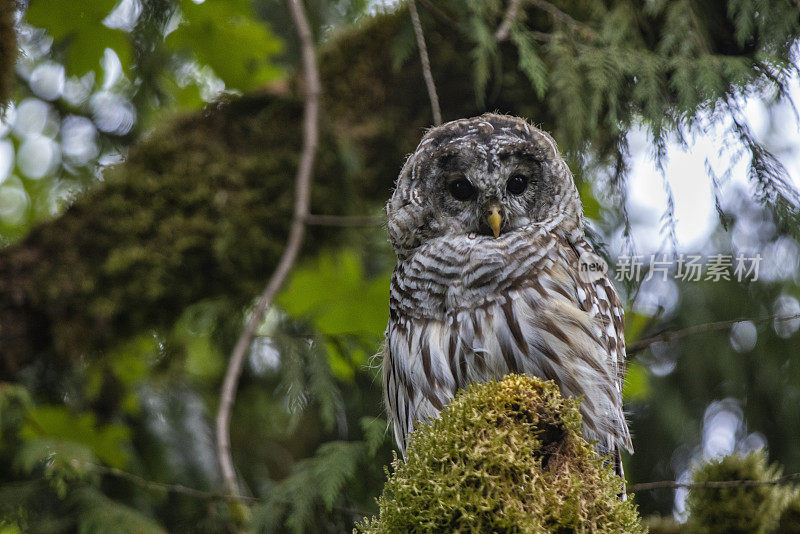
{"left": 357, "top": 375, "right": 644, "bottom": 533}
{"left": 686, "top": 450, "right": 792, "bottom": 534}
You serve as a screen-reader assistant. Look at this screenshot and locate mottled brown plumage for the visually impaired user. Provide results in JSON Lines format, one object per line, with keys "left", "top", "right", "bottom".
{"left": 382, "top": 113, "right": 631, "bottom": 475}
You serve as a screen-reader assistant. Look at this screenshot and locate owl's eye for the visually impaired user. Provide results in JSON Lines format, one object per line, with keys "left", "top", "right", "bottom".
{"left": 506, "top": 174, "right": 528, "bottom": 195}
{"left": 447, "top": 178, "right": 476, "bottom": 201}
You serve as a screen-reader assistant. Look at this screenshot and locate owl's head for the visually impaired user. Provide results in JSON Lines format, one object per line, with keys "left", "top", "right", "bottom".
{"left": 387, "top": 113, "right": 584, "bottom": 257}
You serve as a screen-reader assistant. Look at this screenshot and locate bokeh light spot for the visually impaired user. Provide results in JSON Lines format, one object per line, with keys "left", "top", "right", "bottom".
{"left": 102, "top": 48, "right": 123, "bottom": 90}
{"left": 61, "top": 115, "right": 99, "bottom": 165}
{"left": 0, "top": 139, "right": 14, "bottom": 184}
{"left": 29, "top": 61, "right": 65, "bottom": 101}
{"left": 104, "top": 0, "right": 143, "bottom": 32}
{"left": 18, "top": 135, "right": 59, "bottom": 179}
{"left": 90, "top": 91, "right": 136, "bottom": 135}
{"left": 760, "top": 237, "right": 800, "bottom": 281}
{"left": 729, "top": 321, "right": 757, "bottom": 352}
{"left": 12, "top": 98, "right": 49, "bottom": 136}
{"left": 773, "top": 295, "right": 800, "bottom": 338}
{"left": 63, "top": 73, "right": 95, "bottom": 106}
{"left": 0, "top": 184, "right": 29, "bottom": 224}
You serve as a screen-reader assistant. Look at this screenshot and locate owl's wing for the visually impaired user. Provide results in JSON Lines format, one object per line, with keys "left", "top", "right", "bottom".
{"left": 570, "top": 237, "right": 632, "bottom": 454}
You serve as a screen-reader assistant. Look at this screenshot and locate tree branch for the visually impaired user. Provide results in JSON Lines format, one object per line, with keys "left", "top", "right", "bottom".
{"left": 82, "top": 461, "right": 260, "bottom": 504}
{"left": 629, "top": 472, "right": 800, "bottom": 492}
{"left": 303, "top": 214, "right": 383, "bottom": 227}
{"left": 417, "top": 0, "right": 465, "bottom": 36}
{"left": 495, "top": 0, "right": 523, "bottom": 41}
{"left": 50, "top": 459, "right": 800, "bottom": 514}
{"left": 63, "top": 460, "right": 368, "bottom": 517}
{"left": 627, "top": 313, "right": 800, "bottom": 355}
{"left": 215, "top": 0, "right": 321, "bottom": 501}
{"left": 529, "top": 0, "right": 595, "bottom": 39}
{"left": 408, "top": 0, "right": 442, "bottom": 125}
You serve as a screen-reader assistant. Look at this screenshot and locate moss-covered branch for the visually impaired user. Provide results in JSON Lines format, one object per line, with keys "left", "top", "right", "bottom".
{"left": 358, "top": 375, "right": 644, "bottom": 532}
{"left": 1, "top": 3, "right": 798, "bottom": 374}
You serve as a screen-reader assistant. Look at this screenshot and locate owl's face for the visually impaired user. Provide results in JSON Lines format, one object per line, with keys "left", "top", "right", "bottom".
{"left": 388, "top": 114, "right": 583, "bottom": 256}
{"left": 425, "top": 140, "right": 544, "bottom": 238}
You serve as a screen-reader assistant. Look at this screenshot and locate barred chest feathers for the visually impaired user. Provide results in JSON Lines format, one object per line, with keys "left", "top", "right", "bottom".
{"left": 383, "top": 224, "right": 631, "bottom": 457}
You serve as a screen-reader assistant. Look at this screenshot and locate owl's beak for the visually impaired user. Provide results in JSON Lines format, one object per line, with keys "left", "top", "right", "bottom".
{"left": 486, "top": 204, "right": 503, "bottom": 238}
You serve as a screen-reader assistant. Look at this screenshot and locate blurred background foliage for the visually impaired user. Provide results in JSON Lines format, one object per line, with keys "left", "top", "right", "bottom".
{"left": 0, "top": 0, "right": 799, "bottom": 532}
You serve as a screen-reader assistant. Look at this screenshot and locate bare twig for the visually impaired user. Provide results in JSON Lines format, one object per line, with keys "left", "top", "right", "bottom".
{"left": 495, "top": 0, "right": 523, "bottom": 41}
{"left": 408, "top": 0, "right": 442, "bottom": 125}
{"left": 529, "top": 0, "right": 594, "bottom": 39}
{"left": 64, "top": 460, "right": 368, "bottom": 517}
{"left": 67, "top": 458, "right": 800, "bottom": 503}
{"left": 303, "top": 214, "right": 383, "bottom": 227}
{"left": 417, "top": 0, "right": 465, "bottom": 35}
{"left": 215, "top": 0, "right": 321, "bottom": 501}
{"left": 81, "top": 461, "right": 260, "bottom": 504}
{"left": 629, "top": 472, "right": 800, "bottom": 492}
{"left": 528, "top": 30, "right": 553, "bottom": 42}
{"left": 627, "top": 313, "right": 800, "bottom": 355}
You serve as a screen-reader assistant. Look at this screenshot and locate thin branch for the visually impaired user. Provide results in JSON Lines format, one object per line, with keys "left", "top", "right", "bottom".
{"left": 528, "top": 30, "right": 552, "bottom": 42}
{"left": 529, "top": 0, "right": 595, "bottom": 39}
{"left": 627, "top": 313, "right": 800, "bottom": 355}
{"left": 56, "top": 460, "right": 800, "bottom": 502}
{"left": 407, "top": 0, "right": 442, "bottom": 125}
{"left": 66, "top": 461, "right": 368, "bottom": 517}
{"left": 215, "top": 0, "right": 321, "bottom": 501}
{"left": 629, "top": 472, "right": 800, "bottom": 492}
{"left": 415, "top": 0, "right": 551, "bottom": 42}
{"left": 81, "top": 461, "right": 260, "bottom": 504}
{"left": 417, "top": 0, "right": 465, "bottom": 35}
{"left": 303, "top": 214, "right": 383, "bottom": 227}
{"left": 495, "top": 0, "right": 523, "bottom": 41}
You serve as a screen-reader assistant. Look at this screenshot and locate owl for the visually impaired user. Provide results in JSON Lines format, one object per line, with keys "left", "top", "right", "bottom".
{"left": 382, "top": 113, "right": 632, "bottom": 476}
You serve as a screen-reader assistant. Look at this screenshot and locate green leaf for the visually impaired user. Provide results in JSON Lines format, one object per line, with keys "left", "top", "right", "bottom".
{"left": 165, "top": 0, "right": 284, "bottom": 92}
{"left": 624, "top": 311, "right": 651, "bottom": 343}
{"left": 20, "top": 406, "right": 131, "bottom": 468}
{"left": 25, "top": 0, "right": 131, "bottom": 78}
{"left": 277, "top": 250, "right": 389, "bottom": 339}
{"left": 622, "top": 362, "right": 651, "bottom": 401}
{"left": 578, "top": 179, "right": 602, "bottom": 220}
{"left": 172, "top": 301, "right": 224, "bottom": 381}
{"left": 15, "top": 438, "right": 96, "bottom": 498}
{"left": 325, "top": 339, "right": 356, "bottom": 381}
{"left": 15, "top": 438, "right": 95, "bottom": 475}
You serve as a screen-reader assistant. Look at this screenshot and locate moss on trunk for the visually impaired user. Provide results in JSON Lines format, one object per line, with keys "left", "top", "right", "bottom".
{"left": 357, "top": 375, "right": 644, "bottom": 533}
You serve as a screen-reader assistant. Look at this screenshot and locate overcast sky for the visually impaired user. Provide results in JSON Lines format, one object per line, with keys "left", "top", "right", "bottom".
{"left": 624, "top": 72, "right": 800, "bottom": 253}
